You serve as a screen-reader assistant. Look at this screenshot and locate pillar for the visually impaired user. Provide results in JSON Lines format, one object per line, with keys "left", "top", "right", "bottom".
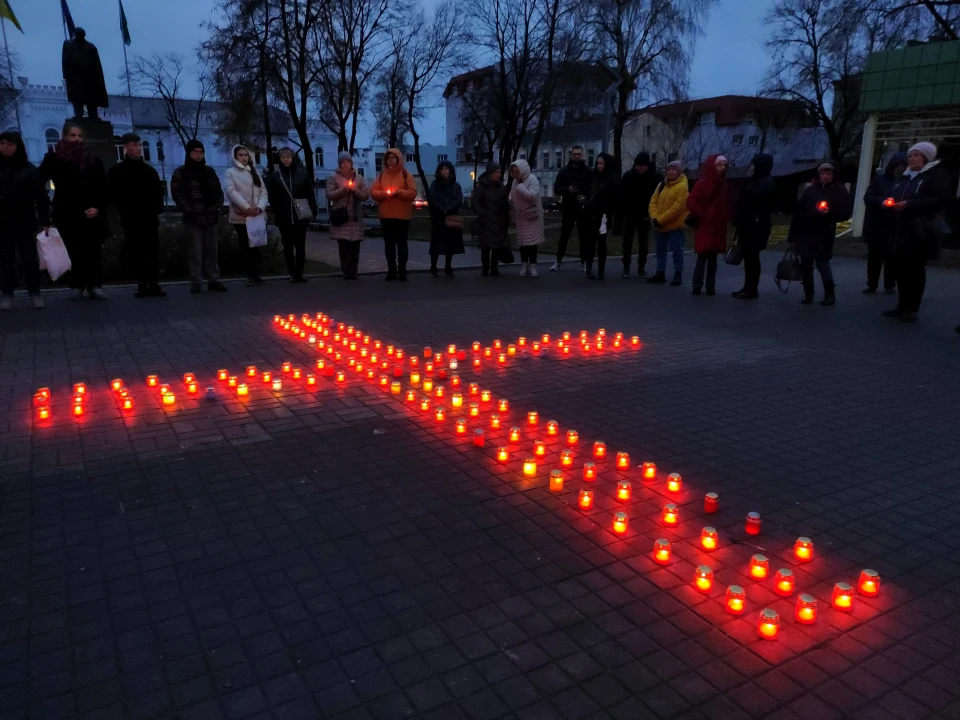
{"left": 852, "top": 113, "right": 879, "bottom": 238}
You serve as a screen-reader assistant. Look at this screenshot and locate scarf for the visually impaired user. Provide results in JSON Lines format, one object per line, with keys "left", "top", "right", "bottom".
{"left": 182, "top": 157, "right": 219, "bottom": 206}
{"left": 54, "top": 139, "right": 87, "bottom": 167}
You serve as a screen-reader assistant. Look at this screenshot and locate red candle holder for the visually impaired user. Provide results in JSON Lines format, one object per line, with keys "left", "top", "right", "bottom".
{"left": 434, "top": 408, "right": 446, "bottom": 423}
{"left": 546, "top": 420, "right": 558, "bottom": 436}
{"left": 794, "top": 537, "right": 814, "bottom": 562}
{"left": 745, "top": 512, "right": 762, "bottom": 536}
{"left": 593, "top": 441, "right": 606, "bottom": 459}
{"left": 531, "top": 342, "right": 540, "bottom": 353}
{"left": 468, "top": 383, "right": 479, "bottom": 396}
{"left": 662, "top": 503, "right": 678, "bottom": 526}
{"left": 653, "top": 538, "right": 670, "bottom": 564}
{"left": 578, "top": 489, "right": 594, "bottom": 510}
{"left": 307, "top": 374, "right": 317, "bottom": 387}
{"left": 774, "top": 568, "right": 795, "bottom": 596}
{"left": 612, "top": 512, "right": 627, "bottom": 534}
{"left": 527, "top": 411, "right": 539, "bottom": 426}
{"left": 616, "top": 481, "right": 631, "bottom": 502}
{"left": 473, "top": 429, "right": 485, "bottom": 447}
{"left": 560, "top": 450, "right": 573, "bottom": 467}
{"left": 582, "top": 462, "right": 596, "bottom": 481}
{"left": 832, "top": 582, "right": 854, "bottom": 611}
{"left": 642, "top": 462, "right": 656, "bottom": 480}
{"left": 508, "top": 427, "right": 521, "bottom": 443}
{"left": 423, "top": 346, "right": 432, "bottom": 358}
{"left": 498, "top": 399, "right": 509, "bottom": 412}
{"left": 694, "top": 565, "right": 713, "bottom": 592}
{"left": 522, "top": 457, "right": 537, "bottom": 477}
{"left": 390, "top": 381, "right": 401, "bottom": 395}
{"left": 704, "top": 492, "right": 718, "bottom": 513}
{"left": 533, "top": 440, "right": 546, "bottom": 457}
{"left": 405, "top": 390, "right": 416, "bottom": 403}
{"left": 420, "top": 398, "right": 431, "bottom": 412}
{"left": 757, "top": 608, "right": 780, "bottom": 639}
{"left": 700, "top": 526, "right": 718, "bottom": 551}
{"left": 796, "top": 593, "right": 817, "bottom": 624}
{"left": 858, "top": 569, "right": 880, "bottom": 597}
{"left": 490, "top": 414, "right": 501, "bottom": 429}
{"left": 37, "top": 406, "right": 51, "bottom": 420}
{"left": 469, "top": 403, "right": 480, "bottom": 418}
{"left": 615, "top": 452, "right": 630, "bottom": 469}
{"left": 228, "top": 376, "right": 238, "bottom": 388}
{"left": 455, "top": 419, "right": 467, "bottom": 435}
{"left": 246, "top": 366, "right": 257, "bottom": 378}
{"left": 666, "top": 473, "right": 682, "bottom": 493}
{"left": 749, "top": 554, "right": 769, "bottom": 580}
{"left": 146, "top": 375, "right": 158, "bottom": 387}
{"left": 726, "top": 585, "right": 745, "bottom": 614}
{"left": 549, "top": 470, "right": 563, "bottom": 492}
{"left": 497, "top": 447, "right": 509, "bottom": 463}
{"left": 566, "top": 430, "right": 579, "bottom": 446}
{"left": 493, "top": 339, "right": 502, "bottom": 350}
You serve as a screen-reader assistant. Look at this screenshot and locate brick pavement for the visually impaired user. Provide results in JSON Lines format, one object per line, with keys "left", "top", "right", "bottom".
{"left": 1, "top": 254, "right": 959, "bottom": 720}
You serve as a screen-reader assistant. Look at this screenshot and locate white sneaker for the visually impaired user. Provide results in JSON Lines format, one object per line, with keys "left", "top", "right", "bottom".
{"left": 550, "top": 261, "right": 561, "bottom": 272}
{"left": 580, "top": 262, "right": 585, "bottom": 273}
{"left": 89, "top": 288, "right": 108, "bottom": 300}
{"left": 529, "top": 265, "right": 538, "bottom": 277}
{"left": 520, "top": 262, "right": 529, "bottom": 276}
{"left": 0, "top": 296, "right": 12, "bottom": 311}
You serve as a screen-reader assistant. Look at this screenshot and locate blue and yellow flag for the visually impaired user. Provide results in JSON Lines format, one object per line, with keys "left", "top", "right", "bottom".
{"left": 119, "top": 0, "right": 131, "bottom": 46}
{"left": 0, "top": 0, "right": 23, "bottom": 33}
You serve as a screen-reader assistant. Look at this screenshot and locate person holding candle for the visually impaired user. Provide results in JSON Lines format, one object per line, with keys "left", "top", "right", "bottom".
{"left": 786, "top": 161, "right": 851, "bottom": 306}
{"left": 472, "top": 161, "right": 509, "bottom": 277}
{"left": 326, "top": 151, "right": 370, "bottom": 280}
{"left": 686, "top": 154, "right": 732, "bottom": 295}
{"left": 581, "top": 152, "right": 621, "bottom": 280}
{"left": 108, "top": 133, "right": 166, "bottom": 298}
{"left": 731, "top": 153, "right": 774, "bottom": 299}
{"left": 0, "top": 131, "right": 49, "bottom": 310}
{"left": 370, "top": 148, "right": 417, "bottom": 281}
{"left": 267, "top": 148, "right": 317, "bottom": 283}
{"left": 647, "top": 160, "right": 689, "bottom": 286}
{"left": 883, "top": 142, "right": 952, "bottom": 323}
{"left": 171, "top": 139, "right": 228, "bottom": 293}
{"left": 224, "top": 145, "right": 269, "bottom": 287}
{"left": 620, "top": 152, "right": 662, "bottom": 278}
{"left": 508, "top": 159, "right": 545, "bottom": 276}
{"left": 428, "top": 160, "right": 464, "bottom": 278}
{"left": 39, "top": 121, "right": 109, "bottom": 300}
{"left": 862, "top": 152, "right": 906, "bottom": 296}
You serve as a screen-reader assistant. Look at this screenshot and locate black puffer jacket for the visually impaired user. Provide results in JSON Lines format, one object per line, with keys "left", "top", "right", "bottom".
{"left": 554, "top": 160, "right": 592, "bottom": 216}
{"left": 890, "top": 161, "right": 952, "bottom": 257}
{"left": 39, "top": 150, "right": 108, "bottom": 237}
{"left": 620, "top": 153, "right": 663, "bottom": 220}
{"left": 862, "top": 152, "right": 906, "bottom": 250}
{"left": 108, "top": 157, "right": 164, "bottom": 224}
{"left": 0, "top": 158, "right": 50, "bottom": 236}
{"left": 733, "top": 153, "right": 775, "bottom": 251}
{"left": 471, "top": 168, "right": 509, "bottom": 250}
{"left": 584, "top": 153, "right": 621, "bottom": 221}
{"left": 787, "top": 179, "right": 852, "bottom": 261}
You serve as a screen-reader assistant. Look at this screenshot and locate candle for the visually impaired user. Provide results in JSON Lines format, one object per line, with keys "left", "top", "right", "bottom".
{"left": 405, "top": 390, "right": 415, "bottom": 402}
{"left": 162, "top": 392, "right": 175, "bottom": 406}
{"left": 497, "top": 447, "right": 509, "bottom": 463}
{"left": 612, "top": 512, "right": 627, "bottom": 534}
{"left": 694, "top": 565, "right": 713, "bottom": 592}
{"left": 757, "top": 608, "right": 780, "bottom": 640}
{"left": 546, "top": 421, "right": 558, "bottom": 437}
{"left": 549, "top": 470, "right": 563, "bottom": 492}
{"left": 246, "top": 366, "right": 257, "bottom": 378}
{"left": 566, "top": 430, "right": 579, "bottom": 446}
{"left": 452, "top": 391, "right": 463, "bottom": 407}
{"left": 662, "top": 503, "right": 678, "bottom": 526}
{"left": 187, "top": 381, "right": 198, "bottom": 394}
{"left": 217, "top": 369, "right": 228, "bottom": 381}
{"left": 435, "top": 408, "right": 446, "bottom": 423}
{"left": 527, "top": 411, "right": 539, "bottom": 426}
{"left": 883, "top": 197, "right": 895, "bottom": 207}
{"left": 794, "top": 537, "right": 814, "bottom": 562}
{"left": 391, "top": 381, "right": 401, "bottom": 395}
{"left": 37, "top": 406, "right": 50, "bottom": 420}
{"left": 146, "top": 376, "right": 158, "bottom": 388}
{"left": 578, "top": 489, "right": 594, "bottom": 509}
{"left": 481, "top": 390, "right": 491, "bottom": 403}
{"left": 493, "top": 339, "right": 502, "bottom": 350}
{"left": 615, "top": 452, "right": 629, "bottom": 469}
{"left": 509, "top": 427, "right": 521, "bottom": 443}
{"left": 700, "top": 526, "right": 718, "bottom": 551}
{"left": 704, "top": 492, "right": 719, "bottom": 513}
{"left": 469, "top": 403, "right": 480, "bottom": 418}
{"left": 262, "top": 371, "right": 272, "bottom": 384}
{"left": 642, "top": 462, "right": 656, "bottom": 480}
{"left": 817, "top": 200, "right": 829, "bottom": 211}
{"left": 282, "top": 362, "right": 292, "bottom": 374}
{"left": 490, "top": 414, "right": 500, "bottom": 429}
{"left": 307, "top": 374, "right": 317, "bottom": 387}
{"left": 533, "top": 440, "right": 546, "bottom": 457}
{"left": 473, "top": 429, "right": 485, "bottom": 447}
{"left": 774, "top": 568, "right": 795, "bottom": 596}
{"left": 228, "top": 375, "right": 238, "bottom": 387}
{"left": 560, "top": 450, "right": 573, "bottom": 467}
{"left": 653, "top": 538, "right": 671, "bottom": 564}
{"left": 666, "top": 473, "right": 682, "bottom": 493}
{"left": 582, "top": 462, "right": 596, "bottom": 481}
{"left": 726, "top": 585, "right": 745, "bottom": 614}
{"left": 593, "top": 441, "right": 606, "bottom": 459}
{"left": 616, "top": 481, "right": 631, "bottom": 502}
{"left": 858, "top": 569, "right": 880, "bottom": 597}
{"left": 832, "top": 582, "right": 854, "bottom": 610}
{"left": 498, "top": 399, "right": 509, "bottom": 412}
{"left": 455, "top": 419, "right": 467, "bottom": 435}
{"left": 271, "top": 378, "right": 282, "bottom": 391}
{"left": 795, "top": 594, "right": 817, "bottom": 624}
{"left": 420, "top": 398, "right": 430, "bottom": 412}
{"left": 749, "top": 554, "right": 769, "bottom": 580}
{"left": 111, "top": 378, "right": 124, "bottom": 392}
{"left": 745, "top": 512, "right": 762, "bottom": 536}
{"left": 522, "top": 457, "right": 536, "bottom": 477}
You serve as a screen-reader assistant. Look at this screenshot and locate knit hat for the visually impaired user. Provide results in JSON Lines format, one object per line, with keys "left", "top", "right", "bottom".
{"left": 338, "top": 151, "right": 353, "bottom": 165}
{"left": 186, "top": 139, "right": 204, "bottom": 154}
{"left": 634, "top": 152, "right": 651, "bottom": 167}
{"left": 818, "top": 161, "right": 835, "bottom": 173}
{"left": 666, "top": 160, "right": 683, "bottom": 172}
{"left": 484, "top": 161, "right": 501, "bottom": 175}
{"left": 120, "top": 132, "right": 141, "bottom": 145}
{"left": 908, "top": 141, "right": 937, "bottom": 162}
{"left": 714, "top": 155, "right": 728, "bottom": 165}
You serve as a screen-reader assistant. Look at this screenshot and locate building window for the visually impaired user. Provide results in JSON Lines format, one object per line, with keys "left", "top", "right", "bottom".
{"left": 700, "top": 112, "right": 715, "bottom": 126}
{"left": 156, "top": 140, "right": 164, "bottom": 162}
{"left": 271, "top": 147, "right": 278, "bottom": 164}
{"left": 437, "top": 153, "right": 447, "bottom": 161}
{"left": 542, "top": 151, "right": 550, "bottom": 170}
{"left": 114, "top": 135, "right": 124, "bottom": 163}
{"left": 406, "top": 153, "right": 415, "bottom": 163}
{"left": 375, "top": 152, "right": 384, "bottom": 173}
{"left": 644, "top": 124, "right": 652, "bottom": 137}
{"left": 587, "top": 148, "right": 595, "bottom": 167}
{"left": 741, "top": 113, "right": 754, "bottom": 125}
{"left": 142, "top": 141, "right": 151, "bottom": 162}
{"left": 314, "top": 148, "right": 324, "bottom": 168}
{"left": 530, "top": 154, "right": 537, "bottom": 169}
{"left": 255, "top": 150, "right": 262, "bottom": 165}
{"left": 732, "top": 134, "right": 744, "bottom": 146}
{"left": 748, "top": 135, "right": 759, "bottom": 146}
{"left": 555, "top": 149, "right": 562, "bottom": 168}
{"left": 357, "top": 168, "right": 365, "bottom": 177}
{"left": 519, "top": 152, "right": 526, "bottom": 160}
{"left": 45, "top": 129, "right": 60, "bottom": 154}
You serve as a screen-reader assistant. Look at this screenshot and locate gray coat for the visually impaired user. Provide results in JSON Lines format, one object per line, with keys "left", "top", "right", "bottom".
{"left": 471, "top": 174, "right": 509, "bottom": 249}
{"left": 326, "top": 168, "right": 370, "bottom": 242}
{"left": 508, "top": 159, "right": 544, "bottom": 246}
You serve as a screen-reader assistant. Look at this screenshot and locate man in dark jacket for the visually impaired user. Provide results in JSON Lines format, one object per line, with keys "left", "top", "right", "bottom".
{"left": 551, "top": 146, "right": 593, "bottom": 271}
{"left": 619, "top": 152, "right": 663, "bottom": 277}
{"left": 787, "top": 161, "right": 852, "bottom": 306}
{"left": 108, "top": 133, "right": 166, "bottom": 297}
{"left": 732, "top": 153, "right": 774, "bottom": 299}
{"left": 171, "top": 139, "right": 227, "bottom": 294}
{"left": 862, "top": 152, "right": 906, "bottom": 295}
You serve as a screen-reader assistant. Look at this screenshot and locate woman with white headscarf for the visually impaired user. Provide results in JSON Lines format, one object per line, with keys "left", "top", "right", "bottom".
{"left": 883, "top": 141, "right": 952, "bottom": 323}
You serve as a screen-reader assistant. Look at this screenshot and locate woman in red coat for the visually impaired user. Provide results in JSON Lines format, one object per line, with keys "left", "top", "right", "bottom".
{"left": 687, "top": 154, "right": 732, "bottom": 295}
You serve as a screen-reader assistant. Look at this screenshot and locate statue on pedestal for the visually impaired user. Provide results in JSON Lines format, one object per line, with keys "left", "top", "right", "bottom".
{"left": 62, "top": 28, "right": 109, "bottom": 120}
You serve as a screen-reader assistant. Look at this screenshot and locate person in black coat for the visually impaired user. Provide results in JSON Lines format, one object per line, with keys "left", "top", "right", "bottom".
{"left": 620, "top": 152, "right": 663, "bottom": 277}
{"left": 862, "top": 152, "right": 907, "bottom": 295}
{"left": 732, "top": 153, "right": 775, "bottom": 299}
{"left": 108, "top": 133, "right": 166, "bottom": 298}
{"left": 551, "top": 146, "right": 593, "bottom": 271}
{"left": 0, "top": 131, "right": 50, "bottom": 310}
{"left": 786, "top": 161, "right": 851, "bottom": 306}
{"left": 267, "top": 148, "right": 318, "bottom": 283}
{"left": 39, "top": 121, "right": 109, "bottom": 300}
{"left": 428, "top": 160, "right": 464, "bottom": 278}
{"left": 471, "top": 161, "right": 509, "bottom": 277}
{"left": 881, "top": 142, "right": 952, "bottom": 323}
{"left": 582, "top": 152, "right": 621, "bottom": 280}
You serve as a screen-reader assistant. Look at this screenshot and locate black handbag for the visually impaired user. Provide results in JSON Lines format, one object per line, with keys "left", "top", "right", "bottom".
{"left": 724, "top": 243, "right": 742, "bottom": 266}
{"left": 775, "top": 246, "right": 803, "bottom": 293}
{"left": 329, "top": 206, "right": 349, "bottom": 227}
{"left": 915, "top": 215, "right": 951, "bottom": 261}
{"left": 498, "top": 247, "right": 515, "bottom": 264}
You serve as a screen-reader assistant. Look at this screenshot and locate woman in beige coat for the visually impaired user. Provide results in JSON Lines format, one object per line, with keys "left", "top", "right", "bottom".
{"left": 508, "top": 159, "right": 545, "bottom": 276}
{"left": 223, "top": 144, "right": 268, "bottom": 286}
{"left": 325, "top": 151, "right": 370, "bottom": 280}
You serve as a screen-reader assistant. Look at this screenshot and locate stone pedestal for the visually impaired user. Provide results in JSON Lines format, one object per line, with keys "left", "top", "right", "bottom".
{"left": 75, "top": 117, "right": 116, "bottom": 169}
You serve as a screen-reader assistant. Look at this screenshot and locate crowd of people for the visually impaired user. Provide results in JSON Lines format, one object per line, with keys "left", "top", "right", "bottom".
{"left": 0, "top": 123, "right": 953, "bottom": 329}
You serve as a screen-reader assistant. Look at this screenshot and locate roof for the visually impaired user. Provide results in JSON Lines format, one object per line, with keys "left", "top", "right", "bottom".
{"left": 444, "top": 62, "right": 615, "bottom": 99}
{"left": 107, "top": 95, "right": 294, "bottom": 134}
{"left": 636, "top": 95, "right": 812, "bottom": 128}
{"left": 538, "top": 119, "right": 606, "bottom": 145}
{"left": 444, "top": 66, "right": 496, "bottom": 98}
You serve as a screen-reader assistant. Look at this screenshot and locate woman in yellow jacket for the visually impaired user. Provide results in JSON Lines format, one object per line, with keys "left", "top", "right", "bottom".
{"left": 647, "top": 160, "right": 689, "bottom": 285}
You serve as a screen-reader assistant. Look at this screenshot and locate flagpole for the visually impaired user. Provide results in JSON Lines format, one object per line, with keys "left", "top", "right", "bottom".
{"left": 1, "top": 14, "right": 20, "bottom": 132}
{"left": 122, "top": 31, "right": 135, "bottom": 130}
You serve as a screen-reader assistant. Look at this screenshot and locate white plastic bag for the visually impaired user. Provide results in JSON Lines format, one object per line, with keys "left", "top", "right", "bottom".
{"left": 37, "top": 228, "right": 72, "bottom": 281}
{"left": 246, "top": 213, "right": 268, "bottom": 248}
{"left": 599, "top": 214, "right": 608, "bottom": 235}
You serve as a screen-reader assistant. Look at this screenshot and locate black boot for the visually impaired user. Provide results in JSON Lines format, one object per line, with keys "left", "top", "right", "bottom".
{"left": 800, "top": 293, "right": 814, "bottom": 305}
{"left": 585, "top": 263, "right": 596, "bottom": 280}
{"left": 670, "top": 271, "right": 682, "bottom": 287}
{"left": 647, "top": 271, "right": 666, "bottom": 284}
{"left": 820, "top": 286, "right": 836, "bottom": 306}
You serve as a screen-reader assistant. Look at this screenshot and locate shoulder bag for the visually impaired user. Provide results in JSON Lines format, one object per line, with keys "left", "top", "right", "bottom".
{"left": 444, "top": 215, "right": 464, "bottom": 230}
{"left": 277, "top": 170, "right": 315, "bottom": 221}
{"left": 724, "top": 232, "right": 742, "bottom": 265}
{"left": 774, "top": 246, "right": 803, "bottom": 293}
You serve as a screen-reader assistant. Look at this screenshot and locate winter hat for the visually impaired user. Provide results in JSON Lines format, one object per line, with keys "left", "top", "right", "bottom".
{"left": 634, "top": 152, "right": 651, "bottom": 167}
{"left": 186, "top": 139, "right": 205, "bottom": 154}
{"left": 714, "top": 155, "right": 728, "bottom": 165}
{"left": 908, "top": 141, "right": 937, "bottom": 162}
{"left": 484, "top": 161, "right": 501, "bottom": 175}
{"left": 337, "top": 151, "right": 353, "bottom": 166}
{"left": 120, "top": 132, "right": 141, "bottom": 145}
{"left": 666, "top": 160, "right": 683, "bottom": 172}
{"left": 817, "top": 161, "right": 835, "bottom": 173}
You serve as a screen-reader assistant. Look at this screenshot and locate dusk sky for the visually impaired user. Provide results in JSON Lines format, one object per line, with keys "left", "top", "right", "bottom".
{"left": 4, "top": 0, "right": 770, "bottom": 144}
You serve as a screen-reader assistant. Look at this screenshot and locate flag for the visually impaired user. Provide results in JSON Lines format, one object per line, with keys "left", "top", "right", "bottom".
{"left": 0, "top": 0, "right": 23, "bottom": 33}
{"left": 119, "top": 0, "right": 131, "bottom": 46}
{"left": 61, "top": 0, "right": 75, "bottom": 39}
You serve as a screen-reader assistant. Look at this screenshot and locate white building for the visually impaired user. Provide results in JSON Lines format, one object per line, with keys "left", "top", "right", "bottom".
{"left": 2, "top": 78, "right": 377, "bottom": 202}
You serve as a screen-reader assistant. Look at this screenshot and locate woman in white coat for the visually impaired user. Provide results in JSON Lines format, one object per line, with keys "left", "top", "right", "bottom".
{"left": 508, "top": 159, "right": 545, "bottom": 276}
{"left": 224, "top": 144, "right": 268, "bottom": 286}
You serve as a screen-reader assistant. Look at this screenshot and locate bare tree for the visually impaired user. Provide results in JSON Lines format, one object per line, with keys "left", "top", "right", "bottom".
{"left": 315, "top": 0, "right": 394, "bottom": 151}
{"left": 0, "top": 49, "right": 22, "bottom": 131}
{"left": 370, "top": 28, "right": 412, "bottom": 149}
{"left": 405, "top": 4, "right": 467, "bottom": 191}
{"left": 588, "top": 0, "right": 716, "bottom": 166}
{"left": 880, "top": 0, "right": 960, "bottom": 39}
{"left": 129, "top": 52, "right": 212, "bottom": 150}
